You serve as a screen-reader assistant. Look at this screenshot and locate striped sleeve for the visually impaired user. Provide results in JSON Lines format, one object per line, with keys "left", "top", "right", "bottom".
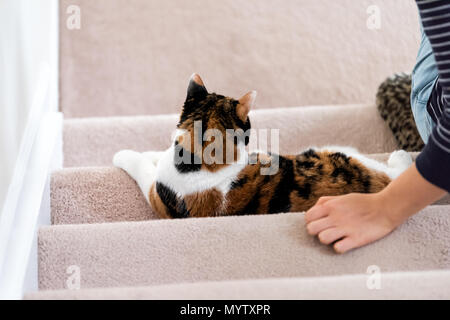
{"left": 415, "top": 0, "right": 450, "bottom": 192}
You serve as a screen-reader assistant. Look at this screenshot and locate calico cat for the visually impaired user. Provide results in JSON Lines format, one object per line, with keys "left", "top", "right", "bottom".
{"left": 114, "top": 74, "right": 412, "bottom": 219}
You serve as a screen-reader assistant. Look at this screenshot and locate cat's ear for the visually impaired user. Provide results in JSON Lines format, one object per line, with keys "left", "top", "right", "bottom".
{"left": 186, "top": 73, "right": 208, "bottom": 100}
{"left": 237, "top": 91, "right": 257, "bottom": 121}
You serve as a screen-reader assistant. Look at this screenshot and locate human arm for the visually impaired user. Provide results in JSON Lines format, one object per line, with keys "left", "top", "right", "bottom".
{"left": 305, "top": 163, "right": 447, "bottom": 253}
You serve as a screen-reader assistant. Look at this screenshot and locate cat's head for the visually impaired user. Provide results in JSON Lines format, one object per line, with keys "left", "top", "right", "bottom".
{"left": 175, "top": 74, "right": 256, "bottom": 170}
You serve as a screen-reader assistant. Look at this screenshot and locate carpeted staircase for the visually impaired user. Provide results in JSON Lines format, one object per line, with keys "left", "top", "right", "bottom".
{"left": 23, "top": 0, "right": 450, "bottom": 300}
{"left": 25, "top": 104, "right": 450, "bottom": 299}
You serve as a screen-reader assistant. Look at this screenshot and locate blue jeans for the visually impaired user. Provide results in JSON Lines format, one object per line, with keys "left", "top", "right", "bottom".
{"left": 411, "top": 86, "right": 436, "bottom": 144}
{"left": 411, "top": 24, "right": 437, "bottom": 143}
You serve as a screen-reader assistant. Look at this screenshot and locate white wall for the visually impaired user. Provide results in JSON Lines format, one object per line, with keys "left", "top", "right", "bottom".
{"left": 0, "top": 0, "right": 58, "bottom": 211}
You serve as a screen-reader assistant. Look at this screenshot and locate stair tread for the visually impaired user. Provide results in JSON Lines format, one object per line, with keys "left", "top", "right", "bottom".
{"left": 38, "top": 206, "right": 450, "bottom": 291}
{"left": 63, "top": 104, "right": 398, "bottom": 167}
{"left": 27, "top": 270, "right": 450, "bottom": 299}
{"left": 50, "top": 167, "right": 155, "bottom": 224}
{"left": 51, "top": 152, "right": 450, "bottom": 225}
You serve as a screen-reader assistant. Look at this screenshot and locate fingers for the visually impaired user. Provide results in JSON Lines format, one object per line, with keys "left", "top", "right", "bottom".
{"left": 306, "top": 217, "right": 334, "bottom": 235}
{"left": 333, "top": 237, "right": 358, "bottom": 254}
{"left": 305, "top": 195, "right": 361, "bottom": 254}
{"left": 317, "top": 228, "right": 346, "bottom": 245}
{"left": 305, "top": 206, "right": 326, "bottom": 224}
{"left": 305, "top": 197, "right": 335, "bottom": 223}
{"left": 316, "top": 196, "right": 334, "bottom": 205}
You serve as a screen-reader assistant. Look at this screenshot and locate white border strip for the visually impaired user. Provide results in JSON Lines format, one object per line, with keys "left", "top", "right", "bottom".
{"left": 0, "top": 64, "right": 50, "bottom": 268}
{"left": 0, "top": 0, "right": 59, "bottom": 299}
{"left": 0, "top": 112, "right": 63, "bottom": 299}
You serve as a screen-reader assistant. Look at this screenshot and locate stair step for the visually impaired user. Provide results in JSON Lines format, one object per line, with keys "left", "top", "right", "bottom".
{"left": 50, "top": 167, "right": 155, "bottom": 225}
{"left": 63, "top": 104, "right": 398, "bottom": 167}
{"left": 27, "top": 270, "right": 450, "bottom": 299}
{"left": 51, "top": 152, "right": 450, "bottom": 225}
{"left": 38, "top": 206, "right": 450, "bottom": 291}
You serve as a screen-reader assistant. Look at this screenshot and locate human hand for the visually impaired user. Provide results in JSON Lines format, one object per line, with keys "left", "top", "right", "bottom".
{"left": 305, "top": 193, "right": 400, "bottom": 254}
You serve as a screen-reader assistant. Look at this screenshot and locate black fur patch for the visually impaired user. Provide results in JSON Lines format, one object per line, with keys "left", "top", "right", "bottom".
{"left": 330, "top": 152, "right": 350, "bottom": 163}
{"left": 317, "top": 163, "right": 324, "bottom": 174}
{"left": 302, "top": 149, "right": 320, "bottom": 159}
{"left": 352, "top": 164, "right": 371, "bottom": 192}
{"left": 363, "top": 178, "right": 371, "bottom": 192}
{"left": 296, "top": 183, "right": 312, "bottom": 200}
{"left": 232, "top": 107, "right": 251, "bottom": 145}
{"left": 239, "top": 189, "right": 261, "bottom": 215}
{"left": 230, "top": 176, "right": 248, "bottom": 190}
{"left": 173, "top": 144, "right": 202, "bottom": 173}
{"left": 178, "top": 94, "right": 217, "bottom": 128}
{"left": 295, "top": 160, "right": 315, "bottom": 171}
{"left": 232, "top": 121, "right": 251, "bottom": 145}
{"left": 187, "top": 80, "right": 208, "bottom": 101}
{"left": 268, "top": 156, "right": 295, "bottom": 213}
{"left": 331, "top": 167, "right": 354, "bottom": 184}
{"left": 156, "top": 182, "right": 190, "bottom": 218}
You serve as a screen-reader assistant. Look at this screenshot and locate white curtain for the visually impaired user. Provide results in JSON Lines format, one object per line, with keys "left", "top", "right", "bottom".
{"left": 0, "top": 0, "right": 57, "bottom": 211}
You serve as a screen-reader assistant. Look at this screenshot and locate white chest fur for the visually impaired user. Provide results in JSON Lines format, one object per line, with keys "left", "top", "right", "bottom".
{"left": 155, "top": 144, "right": 248, "bottom": 198}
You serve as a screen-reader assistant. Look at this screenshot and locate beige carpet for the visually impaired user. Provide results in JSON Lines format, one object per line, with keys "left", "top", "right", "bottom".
{"left": 38, "top": 206, "right": 450, "bottom": 291}
{"left": 26, "top": 0, "right": 450, "bottom": 300}
{"left": 56, "top": 104, "right": 399, "bottom": 224}
{"left": 59, "top": 0, "right": 420, "bottom": 117}
{"left": 50, "top": 151, "right": 450, "bottom": 225}
{"left": 26, "top": 270, "right": 450, "bottom": 300}
{"left": 63, "top": 104, "right": 398, "bottom": 167}
{"left": 27, "top": 103, "right": 449, "bottom": 299}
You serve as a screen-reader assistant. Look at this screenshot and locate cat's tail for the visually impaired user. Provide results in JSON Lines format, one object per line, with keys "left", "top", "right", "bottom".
{"left": 386, "top": 150, "right": 413, "bottom": 179}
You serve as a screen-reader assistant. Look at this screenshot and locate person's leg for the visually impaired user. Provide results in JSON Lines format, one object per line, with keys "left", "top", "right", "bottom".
{"left": 427, "top": 78, "right": 441, "bottom": 123}
{"left": 411, "top": 98, "right": 435, "bottom": 145}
